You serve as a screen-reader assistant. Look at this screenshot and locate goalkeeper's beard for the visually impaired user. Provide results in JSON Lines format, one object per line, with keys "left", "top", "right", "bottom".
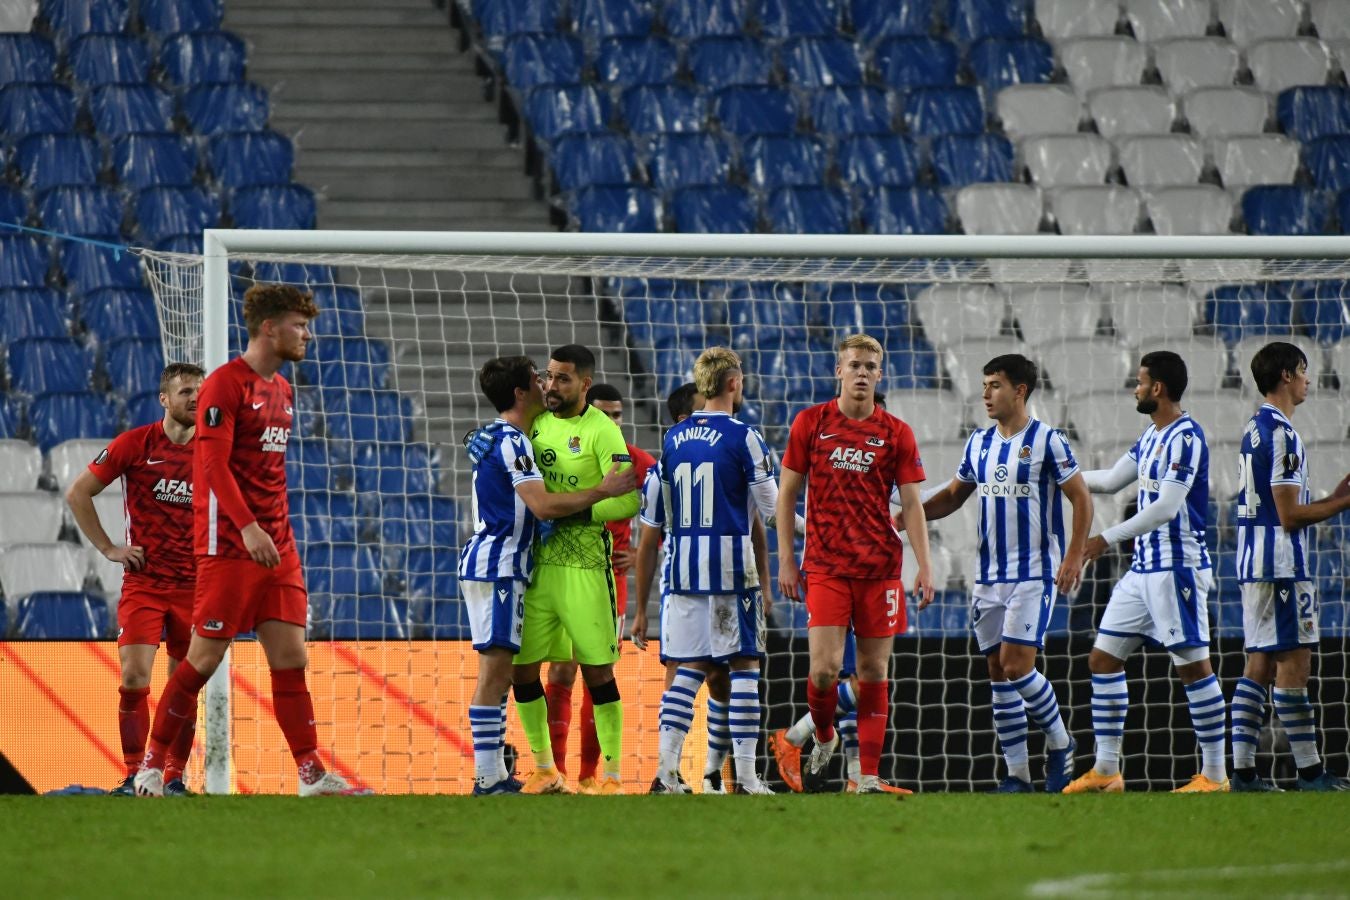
{"left": 546, "top": 392, "right": 582, "bottom": 417}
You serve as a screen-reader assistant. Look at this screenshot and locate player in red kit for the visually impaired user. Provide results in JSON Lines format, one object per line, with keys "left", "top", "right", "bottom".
{"left": 540, "top": 382, "right": 656, "bottom": 791}
{"left": 135, "top": 283, "right": 364, "bottom": 797}
{"left": 67, "top": 363, "right": 205, "bottom": 796}
{"left": 776, "top": 334, "right": 935, "bottom": 794}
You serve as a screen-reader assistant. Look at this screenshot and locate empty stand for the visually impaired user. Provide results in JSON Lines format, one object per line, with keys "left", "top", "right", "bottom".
{"left": 1035, "top": 0, "right": 1120, "bottom": 41}
{"left": 1211, "top": 136, "right": 1300, "bottom": 190}
{"left": 1153, "top": 37, "right": 1241, "bottom": 96}
{"left": 1022, "top": 135, "right": 1113, "bottom": 186}
{"left": 1124, "top": 0, "right": 1214, "bottom": 44}
{"left": 1216, "top": 0, "right": 1302, "bottom": 49}
{"left": 996, "top": 84, "right": 1080, "bottom": 139}
{"left": 0, "top": 441, "right": 41, "bottom": 492}
{"left": 1051, "top": 186, "right": 1144, "bottom": 235}
{"left": 1060, "top": 37, "right": 1148, "bottom": 97}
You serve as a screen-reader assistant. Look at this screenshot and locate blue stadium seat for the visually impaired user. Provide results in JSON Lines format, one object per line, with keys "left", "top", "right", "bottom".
{"left": 0, "top": 186, "right": 28, "bottom": 224}
{"left": 781, "top": 36, "right": 864, "bottom": 87}
{"left": 0, "top": 84, "right": 77, "bottom": 138}
{"left": 689, "top": 36, "right": 774, "bottom": 88}
{"left": 324, "top": 390, "right": 410, "bottom": 442}
{"left": 125, "top": 390, "right": 161, "bottom": 426}
{"left": 134, "top": 186, "right": 220, "bottom": 243}
{"left": 0, "top": 236, "right": 52, "bottom": 289}
{"left": 809, "top": 85, "right": 893, "bottom": 134}
{"left": 501, "top": 34, "right": 584, "bottom": 89}
{"left": 137, "top": 0, "right": 223, "bottom": 32}
{"left": 28, "top": 391, "right": 118, "bottom": 450}
{"left": 550, "top": 133, "right": 638, "bottom": 190}
{"left": 1204, "top": 284, "right": 1294, "bottom": 344}
{"left": 15, "top": 134, "right": 101, "bottom": 192}
{"left": 886, "top": 337, "right": 940, "bottom": 386}
{"left": 948, "top": 0, "right": 1030, "bottom": 43}
{"left": 848, "top": 0, "right": 935, "bottom": 43}
{"left": 40, "top": 0, "right": 131, "bottom": 41}
{"left": 725, "top": 282, "right": 808, "bottom": 341}
{"left": 1304, "top": 136, "right": 1350, "bottom": 191}
{"left": 743, "top": 135, "right": 828, "bottom": 190}
{"left": 58, "top": 239, "right": 141, "bottom": 293}
{"left": 37, "top": 186, "right": 124, "bottom": 238}
{"left": 931, "top": 134, "right": 1015, "bottom": 187}
{"left": 15, "top": 592, "right": 109, "bottom": 639}
{"left": 81, "top": 288, "right": 159, "bottom": 341}
{"left": 353, "top": 442, "right": 438, "bottom": 495}
{"left": 595, "top": 36, "right": 678, "bottom": 86}
{"left": 293, "top": 491, "right": 361, "bottom": 543}
{"left": 69, "top": 34, "right": 151, "bottom": 86}
{"left": 305, "top": 339, "right": 392, "bottom": 391}
{"left": 670, "top": 185, "right": 757, "bottom": 233}
{"left": 646, "top": 133, "right": 733, "bottom": 189}
{"left": 250, "top": 262, "right": 336, "bottom": 287}
{"left": 416, "top": 598, "right": 472, "bottom": 638}
{"left": 404, "top": 548, "right": 461, "bottom": 600}
{"left": 8, "top": 338, "right": 91, "bottom": 395}
{"left": 569, "top": 0, "right": 655, "bottom": 37}
{"left": 754, "top": 0, "right": 841, "bottom": 37}
{"left": 376, "top": 495, "right": 458, "bottom": 547}
{"left": 713, "top": 86, "right": 799, "bottom": 135}
{"left": 861, "top": 186, "right": 949, "bottom": 234}
{"left": 311, "top": 284, "right": 365, "bottom": 315}
{"left": 104, "top": 337, "right": 163, "bottom": 396}
{"left": 158, "top": 31, "right": 246, "bottom": 88}
{"left": 568, "top": 185, "right": 659, "bottom": 231}
{"left": 303, "top": 543, "right": 384, "bottom": 597}
{"left": 0, "top": 289, "right": 69, "bottom": 340}
{"left": 765, "top": 186, "right": 851, "bottom": 234}
{"left": 523, "top": 85, "right": 609, "bottom": 140}
{"left": 621, "top": 85, "right": 707, "bottom": 134}
{"left": 874, "top": 37, "right": 959, "bottom": 89}
{"left": 324, "top": 596, "right": 409, "bottom": 641}
{"left": 289, "top": 387, "right": 325, "bottom": 439}
{"left": 824, "top": 283, "right": 913, "bottom": 341}
{"left": 230, "top": 185, "right": 317, "bottom": 230}
{"left": 623, "top": 282, "right": 710, "bottom": 344}
{"left": 208, "top": 131, "right": 294, "bottom": 188}
{"left": 903, "top": 87, "right": 984, "bottom": 136}
{"left": 88, "top": 84, "right": 175, "bottom": 136}
{"left": 0, "top": 34, "right": 57, "bottom": 82}
{"left": 659, "top": 0, "right": 745, "bottom": 38}
{"left": 649, "top": 342, "right": 701, "bottom": 398}
{"left": 969, "top": 37, "right": 1054, "bottom": 91}
{"left": 286, "top": 440, "right": 337, "bottom": 492}
{"left": 310, "top": 303, "right": 366, "bottom": 339}
{"left": 1242, "top": 186, "right": 1332, "bottom": 236}
{"left": 1293, "top": 281, "right": 1350, "bottom": 344}
{"left": 836, "top": 135, "right": 921, "bottom": 188}
{"left": 471, "top": 0, "right": 563, "bottom": 47}
{"left": 0, "top": 395, "right": 22, "bottom": 440}
{"left": 111, "top": 134, "right": 197, "bottom": 191}
{"left": 1277, "top": 86, "right": 1350, "bottom": 143}
{"left": 181, "top": 83, "right": 269, "bottom": 135}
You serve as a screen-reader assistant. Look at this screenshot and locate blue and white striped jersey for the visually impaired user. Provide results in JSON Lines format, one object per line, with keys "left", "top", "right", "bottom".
{"left": 1125, "top": 414, "right": 1211, "bottom": 573}
{"left": 955, "top": 418, "right": 1079, "bottom": 584}
{"left": 660, "top": 411, "right": 775, "bottom": 594}
{"left": 458, "top": 420, "right": 542, "bottom": 582}
{"left": 1237, "top": 403, "right": 1312, "bottom": 582}
{"left": 638, "top": 460, "right": 673, "bottom": 596}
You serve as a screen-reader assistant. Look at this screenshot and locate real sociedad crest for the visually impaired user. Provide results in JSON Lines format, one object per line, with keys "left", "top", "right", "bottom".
{"left": 568, "top": 436, "right": 582, "bottom": 454}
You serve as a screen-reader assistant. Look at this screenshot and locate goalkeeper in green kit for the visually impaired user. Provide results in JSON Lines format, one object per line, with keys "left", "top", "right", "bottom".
{"left": 471, "top": 344, "right": 639, "bottom": 794}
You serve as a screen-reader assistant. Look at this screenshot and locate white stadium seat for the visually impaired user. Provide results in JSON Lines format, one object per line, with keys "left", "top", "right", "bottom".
{"left": 1060, "top": 37, "right": 1148, "bottom": 97}
{"left": 0, "top": 440, "right": 42, "bottom": 491}
{"left": 0, "top": 542, "right": 88, "bottom": 603}
{"left": 1035, "top": 0, "right": 1121, "bottom": 41}
{"left": 48, "top": 439, "right": 120, "bottom": 494}
{"left": 1330, "top": 340, "right": 1350, "bottom": 387}
{"left": 942, "top": 337, "right": 1028, "bottom": 399}
{"left": 1040, "top": 339, "right": 1136, "bottom": 397}
{"left": 1068, "top": 392, "right": 1152, "bottom": 452}
{"left": 915, "top": 440, "right": 969, "bottom": 489}
{"left": 1108, "top": 284, "right": 1200, "bottom": 346}
{"left": 1149, "top": 336, "right": 1231, "bottom": 393}
{"left": 1146, "top": 185, "right": 1236, "bottom": 234}
{"left": 1208, "top": 440, "right": 1242, "bottom": 499}
{"left": 956, "top": 184, "right": 1043, "bottom": 235}
{"left": 913, "top": 284, "right": 1010, "bottom": 348}
{"left": 87, "top": 545, "right": 125, "bottom": 601}
{"left": 1124, "top": 0, "right": 1214, "bottom": 44}
{"left": 996, "top": 85, "right": 1082, "bottom": 140}
{"left": 1088, "top": 86, "right": 1177, "bottom": 138}
{"left": 1306, "top": 443, "right": 1349, "bottom": 497}
{"left": 1115, "top": 135, "right": 1206, "bottom": 188}
{"left": 1279, "top": 394, "right": 1350, "bottom": 443}
{"left": 1246, "top": 38, "right": 1332, "bottom": 94}
{"left": 888, "top": 388, "right": 971, "bottom": 444}
{"left": 71, "top": 492, "right": 128, "bottom": 549}
{"left": 1182, "top": 87, "right": 1270, "bottom": 139}
{"left": 1310, "top": 0, "right": 1350, "bottom": 40}
{"left": 1007, "top": 284, "right": 1103, "bottom": 345}
{"left": 1051, "top": 186, "right": 1145, "bottom": 236}
{"left": 1210, "top": 135, "right": 1300, "bottom": 190}
{"left": 1181, "top": 393, "right": 1257, "bottom": 444}
{"left": 1022, "top": 134, "right": 1114, "bottom": 186}
{"left": 1216, "top": 0, "right": 1302, "bottom": 49}
{"left": 0, "top": 491, "right": 65, "bottom": 544}
{"left": 1153, "top": 37, "right": 1241, "bottom": 96}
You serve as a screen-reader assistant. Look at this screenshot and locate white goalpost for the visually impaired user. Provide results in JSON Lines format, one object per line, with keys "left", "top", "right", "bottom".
{"left": 136, "top": 230, "right": 1350, "bottom": 795}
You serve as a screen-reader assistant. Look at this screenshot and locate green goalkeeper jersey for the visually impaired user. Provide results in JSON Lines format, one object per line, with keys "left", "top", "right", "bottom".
{"left": 530, "top": 404, "right": 639, "bottom": 569}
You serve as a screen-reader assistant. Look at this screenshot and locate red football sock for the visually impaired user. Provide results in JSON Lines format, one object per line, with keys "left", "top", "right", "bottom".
{"left": 271, "top": 668, "right": 320, "bottom": 770}
{"left": 807, "top": 678, "right": 839, "bottom": 744}
{"left": 545, "top": 683, "right": 573, "bottom": 774}
{"left": 856, "top": 680, "right": 890, "bottom": 778}
{"left": 164, "top": 696, "right": 197, "bottom": 784}
{"left": 577, "top": 685, "right": 599, "bottom": 781}
{"left": 118, "top": 686, "right": 151, "bottom": 776}
{"left": 143, "top": 661, "right": 208, "bottom": 771}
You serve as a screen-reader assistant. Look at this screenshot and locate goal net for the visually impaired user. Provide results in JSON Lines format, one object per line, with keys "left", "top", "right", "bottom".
{"left": 137, "top": 232, "right": 1350, "bottom": 794}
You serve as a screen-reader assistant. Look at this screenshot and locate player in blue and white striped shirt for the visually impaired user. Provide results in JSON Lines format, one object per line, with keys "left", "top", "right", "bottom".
{"left": 459, "top": 356, "right": 634, "bottom": 795}
{"left": 1067, "top": 350, "right": 1227, "bottom": 793}
{"left": 1231, "top": 342, "right": 1350, "bottom": 792}
{"left": 919, "top": 355, "right": 1092, "bottom": 793}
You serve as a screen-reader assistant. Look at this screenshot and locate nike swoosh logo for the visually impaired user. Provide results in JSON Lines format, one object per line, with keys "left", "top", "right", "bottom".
{"left": 146, "top": 459, "right": 167, "bottom": 465}
{"left": 251, "top": 402, "right": 265, "bottom": 410}
{"left": 819, "top": 433, "right": 839, "bottom": 440}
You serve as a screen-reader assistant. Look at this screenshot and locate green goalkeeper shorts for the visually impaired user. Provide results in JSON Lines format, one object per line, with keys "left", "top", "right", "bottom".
{"left": 515, "top": 562, "right": 620, "bottom": 667}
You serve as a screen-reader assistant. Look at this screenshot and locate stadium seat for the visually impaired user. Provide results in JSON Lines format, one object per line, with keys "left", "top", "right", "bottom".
{"left": 781, "top": 36, "right": 863, "bottom": 88}
{"left": 37, "top": 186, "right": 124, "bottom": 239}
{"left": 28, "top": 392, "right": 120, "bottom": 451}
{"left": 623, "top": 281, "right": 708, "bottom": 345}
{"left": 207, "top": 131, "right": 294, "bottom": 189}
{"left": 304, "top": 339, "right": 392, "bottom": 392}
{"left": 1088, "top": 86, "right": 1176, "bottom": 137}
{"left": 104, "top": 337, "right": 164, "bottom": 396}
{"left": 1204, "top": 284, "right": 1294, "bottom": 343}
{"left": 69, "top": 34, "right": 151, "bottom": 86}
{"left": 0, "top": 491, "right": 64, "bottom": 543}
{"left": 46, "top": 438, "right": 108, "bottom": 492}
{"left": 375, "top": 495, "right": 458, "bottom": 547}
{"left": 595, "top": 36, "right": 679, "bottom": 86}
{"left": 248, "top": 262, "right": 335, "bottom": 289}
{"left": 292, "top": 491, "right": 361, "bottom": 543}
{"left": 415, "top": 598, "right": 471, "bottom": 638}
{"left": 726, "top": 281, "right": 809, "bottom": 342}
{"left": 1124, "top": 0, "right": 1213, "bottom": 44}
{"left": 14, "top": 592, "right": 109, "bottom": 639}
{"left": 303, "top": 543, "right": 384, "bottom": 597}
{"left": 134, "top": 186, "right": 220, "bottom": 244}
{"left": 138, "top": 0, "right": 224, "bottom": 32}
{"left": 288, "top": 387, "right": 325, "bottom": 439}
{"left": 1311, "top": 0, "right": 1350, "bottom": 39}
{"left": 860, "top": 186, "right": 948, "bottom": 234}
{"left": 124, "top": 391, "right": 162, "bottom": 426}
{"left": 7, "top": 338, "right": 91, "bottom": 396}
{"left": 670, "top": 185, "right": 757, "bottom": 233}
{"left": 995, "top": 84, "right": 1080, "bottom": 140}
{"left": 1034, "top": 0, "right": 1120, "bottom": 40}
{"left": 0, "top": 84, "right": 76, "bottom": 139}
{"left": 1105, "top": 285, "right": 1197, "bottom": 354}
{"left": 913, "top": 284, "right": 1009, "bottom": 347}
{"left": 947, "top": 0, "right": 1029, "bottom": 43}
{"left": 809, "top": 85, "right": 893, "bottom": 134}
{"left": 1021, "top": 135, "right": 1112, "bottom": 187}
{"left": 0, "top": 543, "right": 88, "bottom": 601}
{"left": 1247, "top": 38, "right": 1331, "bottom": 95}
{"left": 713, "top": 86, "right": 799, "bottom": 135}
{"left": 1216, "top": 0, "right": 1300, "bottom": 48}
{"left": 764, "top": 186, "right": 850, "bottom": 234}
{"left": 0, "top": 186, "right": 27, "bottom": 225}
{"left": 0, "top": 235, "right": 51, "bottom": 290}
{"left": 523, "top": 85, "right": 609, "bottom": 142}
{"left": 310, "top": 303, "right": 366, "bottom": 339}
{"left": 931, "top": 134, "right": 1013, "bottom": 188}
{"left": 902, "top": 87, "right": 983, "bottom": 136}
{"left": 836, "top": 135, "right": 920, "bottom": 188}
{"left": 1294, "top": 282, "right": 1350, "bottom": 344}
{"left": 1150, "top": 336, "right": 1230, "bottom": 392}
{"left": 743, "top": 135, "right": 828, "bottom": 190}
{"left": 659, "top": 0, "right": 745, "bottom": 38}
{"left": 0, "top": 441, "right": 41, "bottom": 491}
{"left": 568, "top": 185, "right": 659, "bottom": 231}
{"left": 1146, "top": 185, "right": 1236, "bottom": 234}
{"left": 645, "top": 133, "right": 735, "bottom": 189}
{"left": 754, "top": 0, "right": 840, "bottom": 37}
{"left": 1059, "top": 37, "right": 1147, "bottom": 97}
{"left": 1038, "top": 339, "right": 1134, "bottom": 397}
{"left": 181, "top": 83, "right": 269, "bottom": 135}
{"left": 620, "top": 85, "right": 707, "bottom": 134}
{"left": 1068, "top": 392, "right": 1153, "bottom": 451}
{"left": 230, "top": 185, "right": 317, "bottom": 230}
{"left": 1242, "top": 186, "right": 1332, "bottom": 236}
{"left": 0, "top": 289, "right": 69, "bottom": 340}
{"left": 311, "top": 285, "right": 364, "bottom": 316}
{"left": 1212, "top": 136, "right": 1299, "bottom": 191}
{"left": 1281, "top": 396, "right": 1349, "bottom": 442}
{"left": 848, "top": 0, "right": 934, "bottom": 42}
{"left": 41, "top": 0, "right": 133, "bottom": 41}
{"left": 0, "top": 396, "right": 22, "bottom": 441}
{"left": 88, "top": 84, "right": 175, "bottom": 137}
{"left": 0, "top": 33, "right": 57, "bottom": 82}
{"left": 942, "top": 337, "right": 1028, "bottom": 397}
{"left": 823, "top": 284, "right": 910, "bottom": 338}
{"left": 969, "top": 37, "right": 1054, "bottom": 92}
{"left": 323, "top": 596, "right": 409, "bottom": 641}
{"left": 1304, "top": 136, "right": 1350, "bottom": 191}
{"left": 15, "top": 134, "right": 101, "bottom": 192}
{"left": 1183, "top": 87, "right": 1270, "bottom": 139}
{"left": 1115, "top": 135, "right": 1206, "bottom": 188}
{"left": 890, "top": 389, "right": 970, "bottom": 442}
{"left": 1233, "top": 333, "right": 1320, "bottom": 391}
{"left": 501, "top": 34, "right": 584, "bottom": 89}
{"left": 158, "top": 31, "right": 247, "bottom": 88}
{"left": 323, "top": 390, "right": 410, "bottom": 442}
{"left": 353, "top": 442, "right": 438, "bottom": 495}
{"left": 956, "top": 184, "right": 1042, "bottom": 234}
{"left": 569, "top": 0, "right": 656, "bottom": 37}
{"left": 111, "top": 134, "right": 198, "bottom": 191}
{"left": 58, "top": 240, "right": 142, "bottom": 294}
{"left": 1008, "top": 284, "right": 1103, "bottom": 346}
{"left": 689, "top": 36, "right": 773, "bottom": 88}
{"left": 874, "top": 37, "right": 959, "bottom": 90}
{"left": 1152, "top": 37, "right": 1241, "bottom": 96}
{"left": 1050, "top": 186, "right": 1143, "bottom": 235}
{"left": 285, "top": 440, "right": 338, "bottom": 492}
{"left": 470, "top": 0, "right": 563, "bottom": 48}
{"left": 1277, "top": 86, "right": 1350, "bottom": 143}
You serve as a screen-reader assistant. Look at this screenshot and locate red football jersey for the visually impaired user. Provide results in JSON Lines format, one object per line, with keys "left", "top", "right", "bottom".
{"left": 782, "top": 399, "right": 925, "bottom": 580}
{"left": 605, "top": 442, "right": 655, "bottom": 566}
{"left": 87, "top": 422, "right": 196, "bottom": 587}
{"left": 194, "top": 356, "right": 295, "bottom": 559}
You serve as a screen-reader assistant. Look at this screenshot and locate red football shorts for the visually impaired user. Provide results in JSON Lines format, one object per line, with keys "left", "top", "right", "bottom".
{"left": 117, "top": 583, "right": 194, "bottom": 659}
{"left": 805, "top": 574, "right": 906, "bottom": 638}
{"left": 193, "top": 551, "right": 306, "bottom": 640}
{"left": 613, "top": 568, "right": 629, "bottom": 620}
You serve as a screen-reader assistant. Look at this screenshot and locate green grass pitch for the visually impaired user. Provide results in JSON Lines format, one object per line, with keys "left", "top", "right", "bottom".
{"left": 3, "top": 794, "right": 1347, "bottom": 898}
